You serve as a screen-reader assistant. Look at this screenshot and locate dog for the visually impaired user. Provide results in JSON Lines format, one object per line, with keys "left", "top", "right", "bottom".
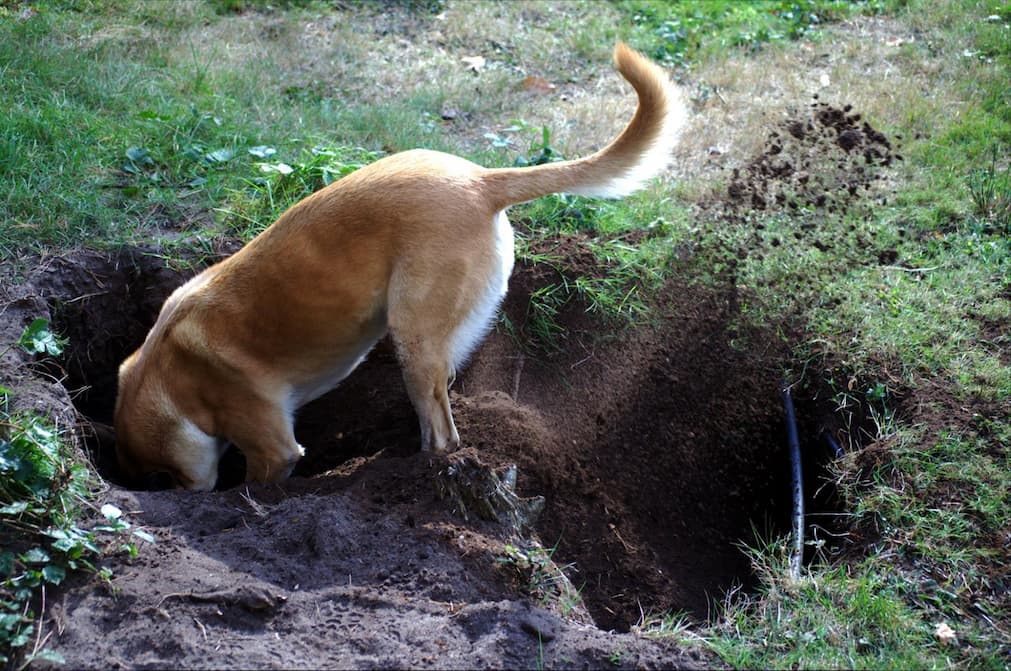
{"left": 114, "top": 42, "right": 686, "bottom": 490}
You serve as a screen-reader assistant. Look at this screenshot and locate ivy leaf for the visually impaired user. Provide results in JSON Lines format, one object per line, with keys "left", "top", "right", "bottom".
{"left": 18, "top": 319, "right": 67, "bottom": 356}
{"left": 20, "top": 548, "right": 50, "bottom": 565}
{"left": 41, "top": 565, "right": 66, "bottom": 585}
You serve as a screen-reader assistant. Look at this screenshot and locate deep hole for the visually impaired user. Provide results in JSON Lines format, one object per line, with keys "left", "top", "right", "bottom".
{"left": 43, "top": 247, "right": 850, "bottom": 630}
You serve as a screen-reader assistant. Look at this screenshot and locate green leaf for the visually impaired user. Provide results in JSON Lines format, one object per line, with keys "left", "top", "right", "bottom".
{"left": 248, "top": 145, "right": 276, "bottom": 158}
{"left": 27, "top": 649, "right": 66, "bottom": 664}
{"left": 204, "top": 148, "right": 234, "bottom": 163}
{"left": 125, "top": 146, "right": 152, "bottom": 163}
{"left": 41, "top": 564, "right": 65, "bottom": 585}
{"left": 0, "top": 447, "right": 22, "bottom": 472}
{"left": 51, "top": 537, "right": 79, "bottom": 554}
{"left": 0, "top": 612, "right": 24, "bottom": 631}
{"left": 20, "top": 547, "right": 49, "bottom": 564}
{"left": 256, "top": 161, "right": 293, "bottom": 175}
{"left": 9, "top": 627, "right": 32, "bottom": 648}
{"left": 18, "top": 318, "right": 67, "bottom": 356}
{"left": 132, "top": 529, "right": 156, "bottom": 544}
{"left": 0, "top": 551, "right": 14, "bottom": 575}
{"left": 0, "top": 501, "right": 29, "bottom": 515}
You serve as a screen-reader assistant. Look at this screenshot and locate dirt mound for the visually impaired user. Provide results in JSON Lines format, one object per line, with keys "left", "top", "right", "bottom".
{"left": 726, "top": 99, "right": 901, "bottom": 214}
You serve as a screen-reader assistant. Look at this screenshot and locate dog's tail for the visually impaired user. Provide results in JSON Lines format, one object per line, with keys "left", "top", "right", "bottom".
{"left": 480, "top": 42, "right": 686, "bottom": 210}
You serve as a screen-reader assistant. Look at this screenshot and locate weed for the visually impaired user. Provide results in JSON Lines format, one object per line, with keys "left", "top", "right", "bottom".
{"left": 496, "top": 542, "right": 584, "bottom": 617}
{"left": 485, "top": 119, "right": 565, "bottom": 169}
{"left": 967, "top": 145, "right": 1011, "bottom": 233}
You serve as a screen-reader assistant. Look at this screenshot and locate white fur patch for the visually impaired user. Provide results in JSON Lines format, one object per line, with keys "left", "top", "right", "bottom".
{"left": 175, "top": 417, "right": 222, "bottom": 491}
{"left": 448, "top": 211, "right": 514, "bottom": 368}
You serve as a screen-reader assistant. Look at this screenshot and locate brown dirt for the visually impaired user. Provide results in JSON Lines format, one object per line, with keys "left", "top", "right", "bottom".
{"left": 725, "top": 99, "right": 901, "bottom": 215}
{"left": 1, "top": 239, "right": 795, "bottom": 669}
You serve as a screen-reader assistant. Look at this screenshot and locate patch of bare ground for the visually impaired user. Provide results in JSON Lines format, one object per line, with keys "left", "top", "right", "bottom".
{"left": 6, "top": 245, "right": 754, "bottom": 669}
{"left": 673, "top": 15, "right": 936, "bottom": 200}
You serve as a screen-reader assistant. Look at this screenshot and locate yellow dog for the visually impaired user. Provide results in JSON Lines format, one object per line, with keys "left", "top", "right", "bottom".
{"left": 114, "top": 43, "right": 686, "bottom": 490}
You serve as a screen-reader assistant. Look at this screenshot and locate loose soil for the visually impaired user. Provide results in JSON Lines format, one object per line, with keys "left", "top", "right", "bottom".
{"left": 0, "top": 101, "right": 898, "bottom": 670}
{"left": 4, "top": 245, "right": 785, "bottom": 669}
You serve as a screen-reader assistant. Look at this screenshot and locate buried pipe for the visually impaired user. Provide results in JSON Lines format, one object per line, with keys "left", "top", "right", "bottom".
{"left": 822, "top": 430, "right": 844, "bottom": 459}
{"left": 780, "top": 383, "right": 804, "bottom": 581}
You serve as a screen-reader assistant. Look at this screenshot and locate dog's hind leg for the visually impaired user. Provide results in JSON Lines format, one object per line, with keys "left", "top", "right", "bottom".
{"left": 387, "top": 212, "right": 513, "bottom": 452}
{"left": 395, "top": 337, "right": 460, "bottom": 452}
{"left": 387, "top": 276, "right": 465, "bottom": 452}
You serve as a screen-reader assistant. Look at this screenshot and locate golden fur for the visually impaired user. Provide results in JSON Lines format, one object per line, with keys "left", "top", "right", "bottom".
{"left": 114, "top": 43, "right": 687, "bottom": 490}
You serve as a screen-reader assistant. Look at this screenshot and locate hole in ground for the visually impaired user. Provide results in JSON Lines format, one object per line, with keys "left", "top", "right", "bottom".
{"left": 42, "top": 246, "right": 849, "bottom": 631}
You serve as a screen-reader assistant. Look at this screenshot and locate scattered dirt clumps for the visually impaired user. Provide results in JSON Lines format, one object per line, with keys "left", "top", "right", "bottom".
{"left": 727, "top": 99, "right": 902, "bottom": 215}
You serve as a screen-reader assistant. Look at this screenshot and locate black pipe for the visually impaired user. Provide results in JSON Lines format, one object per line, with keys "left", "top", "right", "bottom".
{"left": 823, "top": 430, "right": 844, "bottom": 459}
{"left": 781, "top": 383, "right": 804, "bottom": 580}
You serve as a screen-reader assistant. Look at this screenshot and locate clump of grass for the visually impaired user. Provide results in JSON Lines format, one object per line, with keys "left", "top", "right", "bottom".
{"left": 486, "top": 118, "right": 684, "bottom": 354}
{"left": 506, "top": 186, "right": 686, "bottom": 355}
{"left": 617, "top": 0, "right": 894, "bottom": 67}
{"left": 967, "top": 145, "right": 1011, "bottom": 233}
{"left": 496, "top": 542, "right": 584, "bottom": 618}
{"left": 707, "top": 538, "right": 942, "bottom": 669}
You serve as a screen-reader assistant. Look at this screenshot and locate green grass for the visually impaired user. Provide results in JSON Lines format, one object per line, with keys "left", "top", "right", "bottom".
{"left": 1, "top": 0, "right": 1010, "bottom": 667}
{"left": 616, "top": 0, "right": 901, "bottom": 66}
{"left": 667, "top": 1, "right": 1011, "bottom": 666}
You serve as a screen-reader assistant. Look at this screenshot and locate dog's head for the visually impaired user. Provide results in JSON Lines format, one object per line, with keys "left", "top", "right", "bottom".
{"left": 114, "top": 349, "right": 222, "bottom": 491}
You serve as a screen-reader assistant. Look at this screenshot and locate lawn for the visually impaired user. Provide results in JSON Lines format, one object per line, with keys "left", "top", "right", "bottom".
{"left": 1, "top": 0, "right": 1008, "bottom": 668}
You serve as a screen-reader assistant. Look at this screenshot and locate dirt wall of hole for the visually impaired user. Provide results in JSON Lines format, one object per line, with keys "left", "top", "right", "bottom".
{"left": 33, "top": 246, "right": 848, "bottom": 631}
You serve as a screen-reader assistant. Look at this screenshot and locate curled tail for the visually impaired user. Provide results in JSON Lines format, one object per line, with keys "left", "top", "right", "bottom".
{"left": 480, "top": 42, "right": 687, "bottom": 210}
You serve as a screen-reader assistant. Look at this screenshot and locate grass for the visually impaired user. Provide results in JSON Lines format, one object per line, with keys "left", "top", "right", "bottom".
{"left": 1, "top": 0, "right": 1010, "bottom": 667}
{"left": 496, "top": 541, "right": 585, "bottom": 619}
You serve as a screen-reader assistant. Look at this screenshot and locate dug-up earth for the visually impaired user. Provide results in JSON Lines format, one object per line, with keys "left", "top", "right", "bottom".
{"left": 0, "top": 72, "right": 901, "bottom": 670}
{"left": 5, "top": 245, "right": 770, "bottom": 670}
